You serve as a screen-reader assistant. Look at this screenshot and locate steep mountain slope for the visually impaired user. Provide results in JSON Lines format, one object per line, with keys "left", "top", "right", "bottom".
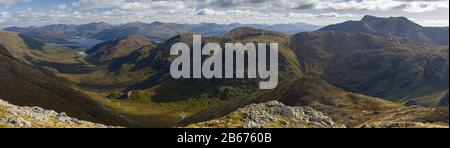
{"left": 0, "top": 30, "right": 87, "bottom": 65}
{"left": 404, "top": 91, "right": 449, "bottom": 107}
{"left": 0, "top": 44, "right": 133, "bottom": 126}
{"left": 65, "top": 25, "right": 448, "bottom": 104}
{"left": 290, "top": 31, "right": 449, "bottom": 102}
{"left": 4, "top": 22, "right": 113, "bottom": 43}
{"left": 85, "top": 35, "right": 154, "bottom": 65}
{"left": 180, "top": 77, "right": 449, "bottom": 127}
{"left": 114, "top": 28, "right": 303, "bottom": 102}
{"left": 93, "top": 22, "right": 189, "bottom": 42}
{"left": 0, "top": 30, "right": 44, "bottom": 60}
{"left": 320, "top": 15, "right": 449, "bottom": 45}
{"left": 59, "top": 27, "right": 303, "bottom": 102}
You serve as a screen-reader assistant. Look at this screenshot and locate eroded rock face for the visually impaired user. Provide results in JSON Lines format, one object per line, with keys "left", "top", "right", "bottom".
{"left": 187, "top": 101, "right": 344, "bottom": 128}
{"left": 0, "top": 99, "right": 112, "bottom": 128}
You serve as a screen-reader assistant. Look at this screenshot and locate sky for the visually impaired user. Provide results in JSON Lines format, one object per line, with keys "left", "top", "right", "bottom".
{"left": 0, "top": 0, "right": 449, "bottom": 28}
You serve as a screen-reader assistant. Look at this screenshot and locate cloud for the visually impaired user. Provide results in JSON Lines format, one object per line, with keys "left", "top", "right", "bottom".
{"left": 401, "top": 0, "right": 449, "bottom": 13}
{"left": 119, "top": 0, "right": 188, "bottom": 11}
{"left": 0, "top": 11, "right": 11, "bottom": 23}
{"left": 57, "top": 4, "right": 67, "bottom": 10}
{"left": 68, "top": 0, "right": 449, "bottom": 13}
{"left": 72, "top": 0, "right": 125, "bottom": 9}
{"left": 0, "top": 6, "right": 361, "bottom": 27}
{"left": 296, "top": 0, "right": 449, "bottom": 13}
{"left": 0, "top": 0, "right": 448, "bottom": 27}
{"left": 0, "top": 0, "right": 30, "bottom": 5}
{"left": 411, "top": 18, "right": 450, "bottom": 27}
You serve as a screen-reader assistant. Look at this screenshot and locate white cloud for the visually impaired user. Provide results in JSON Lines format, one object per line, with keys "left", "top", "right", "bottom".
{"left": 119, "top": 1, "right": 187, "bottom": 11}
{"left": 0, "top": 0, "right": 448, "bottom": 27}
{"left": 402, "top": 1, "right": 449, "bottom": 13}
{"left": 411, "top": 18, "right": 450, "bottom": 27}
{"left": 197, "top": 8, "right": 226, "bottom": 16}
{"left": 0, "top": 0, "right": 30, "bottom": 5}
{"left": 57, "top": 4, "right": 67, "bottom": 10}
{"left": 303, "top": 0, "right": 449, "bottom": 13}
{"left": 68, "top": 0, "right": 449, "bottom": 13}
{"left": 72, "top": 0, "right": 125, "bottom": 9}
{"left": 0, "top": 7, "right": 360, "bottom": 27}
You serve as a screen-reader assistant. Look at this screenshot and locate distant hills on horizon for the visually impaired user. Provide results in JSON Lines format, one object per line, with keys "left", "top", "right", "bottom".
{"left": 3, "top": 15, "right": 448, "bottom": 45}
{"left": 2, "top": 21, "right": 321, "bottom": 43}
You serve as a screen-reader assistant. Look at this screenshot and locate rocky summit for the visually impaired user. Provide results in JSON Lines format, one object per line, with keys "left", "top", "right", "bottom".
{"left": 0, "top": 99, "right": 111, "bottom": 128}
{"left": 187, "top": 101, "right": 344, "bottom": 128}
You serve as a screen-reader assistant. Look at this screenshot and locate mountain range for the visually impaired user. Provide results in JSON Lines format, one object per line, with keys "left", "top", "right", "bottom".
{"left": 3, "top": 22, "right": 321, "bottom": 43}
{"left": 4, "top": 22, "right": 113, "bottom": 44}
{"left": 320, "top": 15, "right": 449, "bottom": 45}
{"left": 0, "top": 15, "right": 448, "bottom": 128}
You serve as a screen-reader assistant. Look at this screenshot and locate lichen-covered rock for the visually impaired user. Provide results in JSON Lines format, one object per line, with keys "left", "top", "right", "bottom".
{"left": 0, "top": 99, "right": 112, "bottom": 128}
{"left": 187, "top": 101, "right": 345, "bottom": 128}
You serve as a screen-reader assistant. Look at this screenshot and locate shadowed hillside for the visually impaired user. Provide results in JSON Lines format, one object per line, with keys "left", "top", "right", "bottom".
{"left": 119, "top": 28, "right": 303, "bottom": 102}
{"left": 180, "top": 77, "right": 448, "bottom": 127}
{"left": 0, "top": 44, "right": 133, "bottom": 126}
{"left": 0, "top": 30, "right": 44, "bottom": 60}
{"left": 290, "top": 31, "right": 449, "bottom": 101}
{"left": 85, "top": 35, "right": 154, "bottom": 65}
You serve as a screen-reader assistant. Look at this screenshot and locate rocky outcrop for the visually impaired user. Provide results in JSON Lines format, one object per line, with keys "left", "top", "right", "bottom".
{"left": 0, "top": 99, "right": 111, "bottom": 128}
{"left": 187, "top": 101, "right": 343, "bottom": 128}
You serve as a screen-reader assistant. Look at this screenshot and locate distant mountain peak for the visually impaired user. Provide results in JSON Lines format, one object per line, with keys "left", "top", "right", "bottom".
{"left": 320, "top": 15, "right": 449, "bottom": 45}
{"left": 361, "top": 15, "right": 381, "bottom": 21}
{"left": 361, "top": 15, "right": 416, "bottom": 26}
{"left": 150, "top": 21, "right": 164, "bottom": 25}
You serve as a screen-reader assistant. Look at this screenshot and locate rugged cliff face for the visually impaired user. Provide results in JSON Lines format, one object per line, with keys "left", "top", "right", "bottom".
{"left": 0, "top": 99, "right": 111, "bottom": 128}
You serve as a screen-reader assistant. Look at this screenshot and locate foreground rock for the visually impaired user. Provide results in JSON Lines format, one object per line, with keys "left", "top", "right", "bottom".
{"left": 0, "top": 99, "right": 111, "bottom": 128}
{"left": 187, "top": 101, "right": 344, "bottom": 128}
